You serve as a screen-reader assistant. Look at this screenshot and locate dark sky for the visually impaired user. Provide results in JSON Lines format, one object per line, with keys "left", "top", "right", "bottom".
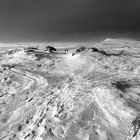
{"left": 0, "top": 0, "right": 140, "bottom": 42}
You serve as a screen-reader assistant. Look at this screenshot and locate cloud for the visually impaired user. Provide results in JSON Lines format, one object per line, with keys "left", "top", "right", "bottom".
{"left": 0, "top": 0, "right": 139, "bottom": 41}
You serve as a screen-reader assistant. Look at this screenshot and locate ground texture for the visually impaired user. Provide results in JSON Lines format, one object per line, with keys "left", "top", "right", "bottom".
{"left": 0, "top": 39, "right": 140, "bottom": 140}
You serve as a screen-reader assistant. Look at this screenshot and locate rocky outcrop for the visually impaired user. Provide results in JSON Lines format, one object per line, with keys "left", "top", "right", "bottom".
{"left": 44, "top": 46, "right": 57, "bottom": 53}
{"left": 72, "top": 46, "right": 86, "bottom": 56}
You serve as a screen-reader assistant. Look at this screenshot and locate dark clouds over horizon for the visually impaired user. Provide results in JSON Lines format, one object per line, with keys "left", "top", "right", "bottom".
{"left": 0, "top": 0, "right": 140, "bottom": 42}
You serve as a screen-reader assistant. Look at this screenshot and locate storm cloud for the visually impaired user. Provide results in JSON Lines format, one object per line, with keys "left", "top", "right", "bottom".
{"left": 0, "top": 0, "right": 140, "bottom": 41}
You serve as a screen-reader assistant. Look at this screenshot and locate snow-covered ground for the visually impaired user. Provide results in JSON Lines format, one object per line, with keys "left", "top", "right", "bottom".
{"left": 0, "top": 39, "right": 140, "bottom": 140}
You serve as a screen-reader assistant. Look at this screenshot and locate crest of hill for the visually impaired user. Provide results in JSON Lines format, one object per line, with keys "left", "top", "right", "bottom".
{"left": 95, "top": 38, "right": 140, "bottom": 50}
{"left": 92, "top": 38, "right": 140, "bottom": 56}
{"left": 101, "top": 38, "right": 140, "bottom": 47}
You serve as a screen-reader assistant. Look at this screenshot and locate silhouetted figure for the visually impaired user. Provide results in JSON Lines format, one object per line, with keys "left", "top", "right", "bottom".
{"left": 45, "top": 46, "right": 57, "bottom": 53}
{"left": 65, "top": 49, "right": 68, "bottom": 53}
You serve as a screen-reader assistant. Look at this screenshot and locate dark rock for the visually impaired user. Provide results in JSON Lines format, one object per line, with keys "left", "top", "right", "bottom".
{"left": 72, "top": 46, "right": 86, "bottom": 56}
{"left": 44, "top": 46, "right": 57, "bottom": 53}
{"left": 112, "top": 80, "right": 131, "bottom": 92}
